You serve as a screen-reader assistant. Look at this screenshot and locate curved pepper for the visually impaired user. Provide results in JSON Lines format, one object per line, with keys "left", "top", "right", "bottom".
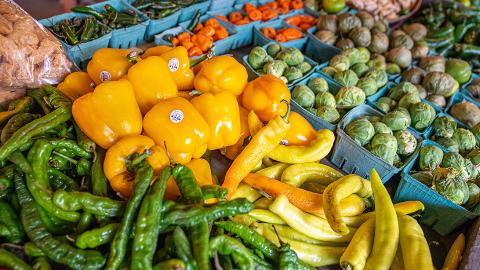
{"left": 165, "top": 158, "right": 214, "bottom": 200}
{"left": 127, "top": 56, "right": 178, "bottom": 114}
{"left": 442, "top": 233, "right": 465, "bottom": 270}
{"left": 284, "top": 112, "right": 316, "bottom": 146}
{"left": 143, "top": 97, "right": 210, "bottom": 164}
{"left": 398, "top": 214, "right": 433, "bottom": 270}
{"left": 281, "top": 162, "right": 343, "bottom": 187}
{"left": 268, "top": 129, "right": 335, "bottom": 163}
{"left": 340, "top": 217, "right": 375, "bottom": 270}
{"left": 242, "top": 75, "right": 291, "bottom": 122}
{"left": 87, "top": 48, "right": 138, "bottom": 85}
{"left": 57, "top": 71, "right": 95, "bottom": 100}
{"left": 193, "top": 55, "right": 248, "bottom": 96}
{"left": 224, "top": 106, "right": 249, "bottom": 160}
{"left": 72, "top": 79, "right": 143, "bottom": 149}
{"left": 191, "top": 92, "right": 241, "bottom": 150}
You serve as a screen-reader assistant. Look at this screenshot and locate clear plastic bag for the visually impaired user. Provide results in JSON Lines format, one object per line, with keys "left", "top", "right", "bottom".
{"left": 0, "top": 0, "right": 73, "bottom": 89}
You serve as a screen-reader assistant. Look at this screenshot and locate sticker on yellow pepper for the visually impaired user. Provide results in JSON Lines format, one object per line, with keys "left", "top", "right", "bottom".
{"left": 87, "top": 48, "right": 139, "bottom": 85}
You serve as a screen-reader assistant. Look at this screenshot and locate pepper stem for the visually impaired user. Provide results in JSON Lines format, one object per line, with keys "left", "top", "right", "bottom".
{"left": 126, "top": 150, "right": 151, "bottom": 172}
{"left": 190, "top": 49, "right": 215, "bottom": 68}
{"left": 163, "top": 141, "right": 176, "bottom": 167}
{"left": 127, "top": 50, "right": 142, "bottom": 64}
{"left": 280, "top": 99, "right": 291, "bottom": 123}
{"left": 52, "top": 151, "right": 77, "bottom": 165}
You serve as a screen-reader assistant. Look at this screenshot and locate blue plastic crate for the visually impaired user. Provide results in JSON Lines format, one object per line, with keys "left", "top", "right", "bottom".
{"left": 253, "top": 20, "right": 308, "bottom": 49}
{"left": 242, "top": 41, "right": 318, "bottom": 84}
{"left": 206, "top": 8, "right": 258, "bottom": 48}
{"left": 178, "top": 1, "right": 210, "bottom": 22}
{"left": 304, "top": 33, "right": 341, "bottom": 64}
{"left": 87, "top": 0, "right": 148, "bottom": 48}
{"left": 394, "top": 140, "right": 480, "bottom": 235}
{"left": 460, "top": 72, "right": 480, "bottom": 107}
{"left": 446, "top": 91, "right": 480, "bottom": 129}
{"left": 39, "top": 13, "right": 112, "bottom": 66}
{"left": 330, "top": 104, "right": 422, "bottom": 182}
{"left": 209, "top": 0, "right": 234, "bottom": 11}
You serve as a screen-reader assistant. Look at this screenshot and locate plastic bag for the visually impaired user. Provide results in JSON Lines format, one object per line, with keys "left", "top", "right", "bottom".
{"left": 0, "top": 0, "right": 73, "bottom": 88}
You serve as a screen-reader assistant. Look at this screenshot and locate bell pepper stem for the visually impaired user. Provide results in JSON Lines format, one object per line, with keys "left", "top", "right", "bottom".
{"left": 127, "top": 50, "right": 142, "bottom": 64}
{"left": 163, "top": 141, "right": 176, "bottom": 167}
{"left": 126, "top": 150, "right": 151, "bottom": 172}
{"left": 190, "top": 49, "right": 214, "bottom": 68}
{"left": 280, "top": 100, "right": 291, "bottom": 123}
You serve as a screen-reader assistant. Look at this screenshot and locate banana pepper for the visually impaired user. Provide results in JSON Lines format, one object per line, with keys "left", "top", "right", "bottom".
{"left": 223, "top": 106, "right": 249, "bottom": 160}
{"left": 143, "top": 97, "right": 210, "bottom": 164}
{"left": 191, "top": 92, "right": 241, "bottom": 150}
{"left": 280, "top": 162, "right": 343, "bottom": 187}
{"left": 57, "top": 71, "right": 95, "bottom": 100}
{"left": 242, "top": 75, "right": 291, "bottom": 122}
{"left": 72, "top": 79, "right": 143, "bottom": 149}
{"left": 193, "top": 55, "right": 248, "bottom": 96}
{"left": 127, "top": 56, "right": 178, "bottom": 114}
{"left": 87, "top": 48, "right": 138, "bottom": 85}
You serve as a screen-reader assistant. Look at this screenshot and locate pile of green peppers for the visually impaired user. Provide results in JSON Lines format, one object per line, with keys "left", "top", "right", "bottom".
{"left": 131, "top": 0, "right": 203, "bottom": 19}
{"left": 71, "top": 4, "right": 141, "bottom": 29}
{"left": 0, "top": 86, "right": 314, "bottom": 270}
{"left": 49, "top": 16, "right": 111, "bottom": 45}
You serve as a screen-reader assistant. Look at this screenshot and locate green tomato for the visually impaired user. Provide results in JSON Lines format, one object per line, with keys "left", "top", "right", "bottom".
{"left": 322, "top": 0, "right": 346, "bottom": 14}
{"left": 445, "top": 58, "right": 471, "bottom": 85}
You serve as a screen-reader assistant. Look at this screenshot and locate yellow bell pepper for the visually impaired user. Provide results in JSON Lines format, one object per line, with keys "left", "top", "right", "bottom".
{"left": 72, "top": 79, "right": 143, "bottom": 149}
{"left": 103, "top": 135, "right": 169, "bottom": 197}
{"left": 57, "top": 71, "right": 95, "bottom": 100}
{"left": 127, "top": 56, "right": 178, "bottom": 114}
{"left": 87, "top": 48, "right": 138, "bottom": 85}
{"left": 143, "top": 45, "right": 195, "bottom": 91}
{"left": 143, "top": 97, "right": 210, "bottom": 164}
{"left": 193, "top": 55, "right": 248, "bottom": 96}
{"left": 223, "top": 106, "right": 249, "bottom": 160}
{"left": 242, "top": 75, "right": 291, "bottom": 122}
{"left": 191, "top": 92, "right": 241, "bottom": 150}
{"left": 165, "top": 158, "right": 214, "bottom": 200}
{"left": 284, "top": 112, "right": 316, "bottom": 146}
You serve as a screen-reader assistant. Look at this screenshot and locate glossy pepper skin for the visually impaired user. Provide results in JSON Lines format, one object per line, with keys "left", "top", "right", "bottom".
{"left": 72, "top": 79, "right": 143, "bottom": 149}
{"left": 143, "top": 97, "right": 210, "bottom": 164}
{"left": 57, "top": 71, "right": 95, "bottom": 100}
{"left": 87, "top": 48, "right": 137, "bottom": 85}
{"left": 224, "top": 106, "right": 249, "bottom": 160}
{"left": 242, "top": 75, "right": 291, "bottom": 122}
{"left": 284, "top": 112, "right": 316, "bottom": 146}
{"left": 127, "top": 56, "right": 178, "bottom": 114}
{"left": 143, "top": 46, "right": 195, "bottom": 91}
{"left": 165, "top": 158, "right": 214, "bottom": 200}
{"left": 191, "top": 92, "right": 241, "bottom": 150}
{"left": 193, "top": 55, "right": 248, "bottom": 96}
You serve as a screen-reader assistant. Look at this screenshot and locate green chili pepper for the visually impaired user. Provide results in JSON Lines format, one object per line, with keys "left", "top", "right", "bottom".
{"left": 13, "top": 171, "right": 105, "bottom": 270}
{"left": 76, "top": 212, "right": 93, "bottom": 234}
{"left": 426, "top": 34, "right": 454, "bottom": 48}
{"left": 36, "top": 203, "right": 72, "bottom": 235}
{"left": 76, "top": 223, "right": 119, "bottom": 249}
{"left": 155, "top": 233, "right": 176, "bottom": 262}
{"left": 48, "top": 167, "right": 79, "bottom": 191}
{"left": 48, "top": 155, "right": 70, "bottom": 171}
{"left": 73, "top": 124, "right": 96, "bottom": 153}
{"left": 52, "top": 190, "right": 125, "bottom": 217}
{"left": 153, "top": 259, "right": 185, "bottom": 270}
{"left": 428, "top": 22, "right": 455, "bottom": 38}
{"left": 219, "top": 255, "right": 234, "bottom": 270}
{"left": 26, "top": 88, "right": 50, "bottom": 114}
{"left": 278, "top": 243, "right": 299, "bottom": 270}
{"left": 454, "top": 22, "right": 476, "bottom": 42}
{"left": 106, "top": 162, "right": 153, "bottom": 270}
{"left": 71, "top": 6, "right": 104, "bottom": 20}
{"left": 0, "top": 176, "right": 12, "bottom": 199}
{"left": 201, "top": 185, "right": 228, "bottom": 200}
{"left": 24, "top": 242, "right": 45, "bottom": 258}
{"left": 455, "top": 43, "right": 480, "bottom": 58}
{"left": 0, "top": 248, "right": 32, "bottom": 270}
{"left": 50, "top": 139, "right": 92, "bottom": 159}
{"left": 0, "top": 200, "right": 24, "bottom": 243}
{"left": 80, "top": 16, "right": 96, "bottom": 42}
{"left": 438, "top": 43, "right": 454, "bottom": 56}
{"left": 91, "top": 148, "right": 108, "bottom": 197}
{"left": 32, "top": 257, "right": 52, "bottom": 270}
{"left": 173, "top": 226, "right": 197, "bottom": 270}
{"left": 187, "top": 10, "right": 201, "bottom": 32}
{"left": 1, "top": 113, "right": 41, "bottom": 144}
{"left": 463, "top": 27, "right": 479, "bottom": 44}
{"left": 76, "top": 158, "right": 92, "bottom": 176}
{"left": 60, "top": 21, "right": 79, "bottom": 45}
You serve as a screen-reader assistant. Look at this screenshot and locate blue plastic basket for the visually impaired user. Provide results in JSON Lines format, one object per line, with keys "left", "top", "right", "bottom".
{"left": 253, "top": 20, "right": 308, "bottom": 49}
{"left": 394, "top": 140, "right": 480, "bottom": 235}
{"left": 209, "top": 0, "right": 234, "bottom": 11}
{"left": 460, "top": 72, "right": 480, "bottom": 107}
{"left": 446, "top": 91, "right": 480, "bottom": 129}
{"left": 242, "top": 42, "right": 318, "bottom": 84}
{"left": 39, "top": 13, "right": 112, "bottom": 66}
{"left": 330, "top": 104, "right": 422, "bottom": 182}
{"left": 178, "top": 1, "right": 211, "bottom": 23}
{"left": 304, "top": 33, "right": 341, "bottom": 64}
{"left": 86, "top": 0, "right": 148, "bottom": 48}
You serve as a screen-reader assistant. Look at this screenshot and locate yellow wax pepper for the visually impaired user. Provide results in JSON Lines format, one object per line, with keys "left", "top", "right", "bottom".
{"left": 72, "top": 79, "right": 143, "bottom": 149}
{"left": 127, "top": 56, "right": 178, "bottom": 114}
{"left": 191, "top": 92, "right": 241, "bottom": 150}
{"left": 57, "top": 71, "right": 95, "bottom": 100}
{"left": 193, "top": 55, "right": 248, "bottom": 96}
{"left": 223, "top": 106, "right": 249, "bottom": 160}
{"left": 87, "top": 48, "right": 138, "bottom": 85}
{"left": 242, "top": 75, "right": 291, "bottom": 122}
{"left": 143, "top": 45, "right": 195, "bottom": 91}
{"left": 165, "top": 158, "right": 214, "bottom": 200}
{"left": 143, "top": 97, "right": 210, "bottom": 164}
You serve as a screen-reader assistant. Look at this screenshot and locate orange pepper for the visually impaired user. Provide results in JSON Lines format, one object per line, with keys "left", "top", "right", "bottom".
{"left": 258, "top": 5, "right": 271, "bottom": 12}
{"left": 192, "top": 22, "right": 203, "bottom": 33}
{"left": 275, "top": 33, "right": 287, "bottom": 42}
{"left": 191, "top": 34, "right": 213, "bottom": 52}
{"left": 180, "top": 40, "right": 194, "bottom": 50}
{"left": 248, "top": 9, "right": 262, "bottom": 21}
{"left": 197, "top": 25, "right": 216, "bottom": 37}
{"left": 188, "top": 46, "right": 203, "bottom": 57}
{"left": 205, "top": 18, "right": 220, "bottom": 28}
{"left": 178, "top": 90, "right": 194, "bottom": 101}
{"left": 216, "top": 15, "right": 228, "bottom": 21}
{"left": 282, "top": 28, "right": 303, "bottom": 41}
{"left": 261, "top": 27, "right": 276, "bottom": 39}
{"left": 243, "top": 3, "right": 257, "bottom": 14}
{"left": 262, "top": 9, "right": 278, "bottom": 21}
{"left": 234, "top": 18, "right": 251, "bottom": 25}
{"left": 171, "top": 37, "right": 180, "bottom": 46}
{"left": 266, "top": 1, "right": 279, "bottom": 9}
{"left": 284, "top": 15, "right": 301, "bottom": 26}
{"left": 299, "top": 23, "right": 312, "bottom": 31}
{"left": 229, "top": 11, "right": 243, "bottom": 23}
{"left": 223, "top": 106, "right": 249, "bottom": 160}
{"left": 278, "top": 6, "right": 289, "bottom": 14}
{"left": 284, "top": 112, "right": 316, "bottom": 146}
{"left": 290, "top": 0, "right": 303, "bottom": 9}
{"left": 303, "top": 15, "right": 316, "bottom": 24}
{"left": 214, "top": 26, "right": 229, "bottom": 40}
{"left": 177, "top": 32, "right": 191, "bottom": 42}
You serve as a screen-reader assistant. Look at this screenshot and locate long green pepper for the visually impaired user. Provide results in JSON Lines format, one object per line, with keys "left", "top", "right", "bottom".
{"left": 0, "top": 200, "right": 24, "bottom": 244}
{"left": 0, "top": 248, "right": 32, "bottom": 270}
{"left": 76, "top": 223, "right": 119, "bottom": 249}
{"left": 52, "top": 190, "right": 125, "bottom": 217}
{"left": 173, "top": 226, "right": 197, "bottom": 270}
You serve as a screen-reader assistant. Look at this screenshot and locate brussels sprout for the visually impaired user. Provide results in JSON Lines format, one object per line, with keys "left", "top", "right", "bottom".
{"left": 446, "top": 58, "right": 472, "bottom": 85}
{"left": 450, "top": 101, "right": 480, "bottom": 128}
{"left": 419, "top": 56, "right": 446, "bottom": 73}
{"left": 365, "top": 115, "right": 382, "bottom": 123}
{"left": 315, "top": 92, "right": 336, "bottom": 108}
{"left": 390, "top": 33, "right": 414, "bottom": 50}
{"left": 426, "top": 95, "right": 446, "bottom": 108}
{"left": 411, "top": 171, "right": 434, "bottom": 186}
{"left": 368, "top": 30, "right": 389, "bottom": 54}
{"left": 416, "top": 84, "right": 427, "bottom": 99}
{"left": 409, "top": 102, "right": 436, "bottom": 131}
{"left": 346, "top": 118, "right": 375, "bottom": 146}
{"left": 330, "top": 54, "right": 350, "bottom": 72}
{"left": 452, "top": 128, "right": 477, "bottom": 154}
{"left": 383, "top": 109, "right": 411, "bottom": 131}
{"left": 465, "top": 183, "right": 480, "bottom": 209}
{"left": 386, "top": 46, "right": 412, "bottom": 68}
{"left": 378, "top": 97, "right": 396, "bottom": 107}
{"left": 296, "top": 62, "right": 312, "bottom": 74}
{"left": 403, "top": 23, "right": 427, "bottom": 41}
{"left": 364, "top": 69, "right": 388, "bottom": 88}
{"left": 433, "top": 115, "right": 457, "bottom": 138}
{"left": 401, "top": 67, "right": 424, "bottom": 85}
{"left": 386, "top": 63, "right": 401, "bottom": 75}
{"left": 262, "top": 60, "right": 287, "bottom": 77}
{"left": 315, "top": 30, "right": 337, "bottom": 46}
{"left": 436, "top": 137, "right": 459, "bottom": 153}
{"left": 442, "top": 152, "right": 468, "bottom": 180}
{"left": 419, "top": 145, "right": 444, "bottom": 171}
{"left": 367, "top": 54, "right": 386, "bottom": 70}
{"left": 398, "top": 93, "right": 421, "bottom": 109}
{"left": 335, "top": 86, "right": 366, "bottom": 108}
{"left": 388, "top": 82, "right": 418, "bottom": 101}
{"left": 343, "top": 48, "right": 361, "bottom": 65}
{"left": 471, "top": 123, "right": 480, "bottom": 147}
{"left": 467, "top": 149, "right": 480, "bottom": 167}
{"left": 284, "top": 66, "right": 303, "bottom": 82}
{"left": 338, "top": 13, "right": 361, "bottom": 34}
{"left": 357, "top": 11, "right": 374, "bottom": 29}
{"left": 335, "top": 38, "right": 355, "bottom": 49}
{"left": 349, "top": 27, "right": 371, "bottom": 47}
{"left": 373, "top": 121, "right": 393, "bottom": 135}
{"left": 316, "top": 14, "right": 337, "bottom": 33}
{"left": 316, "top": 106, "right": 340, "bottom": 123}
{"left": 376, "top": 97, "right": 395, "bottom": 113}
{"left": 432, "top": 167, "right": 470, "bottom": 205}
{"left": 308, "top": 77, "right": 329, "bottom": 94}
{"left": 411, "top": 42, "right": 429, "bottom": 59}
{"left": 266, "top": 43, "right": 282, "bottom": 57}
{"left": 334, "top": 70, "right": 359, "bottom": 87}
{"left": 321, "top": 66, "right": 337, "bottom": 77}
{"left": 293, "top": 85, "right": 315, "bottom": 108}
{"left": 394, "top": 130, "right": 417, "bottom": 156}
{"left": 248, "top": 46, "right": 269, "bottom": 69}
{"left": 394, "top": 153, "right": 403, "bottom": 167}
{"left": 351, "top": 63, "right": 370, "bottom": 78}
{"left": 370, "top": 133, "right": 398, "bottom": 165}
{"left": 372, "top": 19, "right": 388, "bottom": 33}
{"left": 465, "top": 158, "right": 478, "bottom": 180}
{"left": 357, "top": 77, "right": 378, "bottom": 96}
{"left": 357, "top": 47, "right": 371, "bottom": 64}
{"left": 275, "top": 47, "right": 304, "bottom": 66}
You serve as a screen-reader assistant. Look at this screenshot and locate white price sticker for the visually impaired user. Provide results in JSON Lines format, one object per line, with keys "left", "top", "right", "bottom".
{"left": 99, "top": 71, "right": 112, "bottom": 82}
{"left": 170, "top": 109, "right": 184, "bottom": 123}
{"left": 168, "top": 58, "right": 180, "bottom": 72}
